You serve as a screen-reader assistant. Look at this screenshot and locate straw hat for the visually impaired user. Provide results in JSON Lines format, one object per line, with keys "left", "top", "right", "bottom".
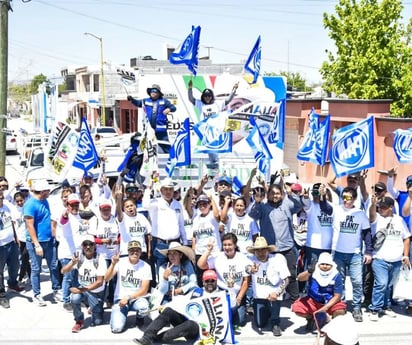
{"left": 246, "top": 236, "right": 276, "bottom": 254}
{"left": 158, "top": 241, "right": 195, "bottom": 262}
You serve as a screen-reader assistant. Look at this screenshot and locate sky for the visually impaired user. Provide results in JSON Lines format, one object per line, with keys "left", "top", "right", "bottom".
{"left": 7, "top": 0, "right": 412, "bottom": 85}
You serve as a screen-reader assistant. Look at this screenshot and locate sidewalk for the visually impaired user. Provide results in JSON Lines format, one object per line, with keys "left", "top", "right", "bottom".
{"left": 1, "top": 273, "right": 412, "bottom": 345}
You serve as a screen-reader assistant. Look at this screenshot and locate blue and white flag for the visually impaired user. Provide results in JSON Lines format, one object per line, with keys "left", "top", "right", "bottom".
{"left": 165, "top": 118, "right": 191, "bottom": 177}
{"left": 73, "top": 117, "right": 100, "bottom": 173}
{"left": 169, "top": 25, "right": 201, "bottom": 75}
{"left": 393, "top": 128, "right": 412, "bottom": 163}
{"left": 232, "top": 176, "right": 244, "bottom": 196}
{"left": 297, "top": 109, "right": 330, "bottom": 166}
{"left": 116, "top": 66, "right": 136, "bottom": 86}
{"left": 193, "top": 112, "right": 232, "bottom": 154}
{"left": 244, "top": 36, "right": 261, "bottom": 84}
{"left": 330, "top": 116, "right": 374, "bottom": 178}
{"left": 246, "top": 116, "right": 273, "bottom": 175}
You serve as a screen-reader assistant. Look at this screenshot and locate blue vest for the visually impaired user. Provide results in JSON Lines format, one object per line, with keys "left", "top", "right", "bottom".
{"left": 143, "top": 98, "right": 169, "bottom": 133}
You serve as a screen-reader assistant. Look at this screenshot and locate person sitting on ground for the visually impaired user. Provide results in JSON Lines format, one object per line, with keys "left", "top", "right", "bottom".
{"left": 133, "top": 269, "right": 220, "bottom": 345}
{"left": 291, "top": 252, "right": 346, "bottom": 332}
{"left": 158, "top": 242, "right": 198, "bottom": 304}
{"left": 61, "top": 235, "right": 106, "bottom": 333}
{"left": 246, "top": 237, "right": 290, "bottom": 337}
{"left": 105, "top": 240, "right": 152, "bottom": 333}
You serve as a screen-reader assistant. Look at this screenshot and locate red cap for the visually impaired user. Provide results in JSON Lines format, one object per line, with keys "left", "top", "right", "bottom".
{"left": 291, "top": 183, "right": 302, "bottom": 193}
{"left": 202, "top": 269, "right": 217, "bottom": 281}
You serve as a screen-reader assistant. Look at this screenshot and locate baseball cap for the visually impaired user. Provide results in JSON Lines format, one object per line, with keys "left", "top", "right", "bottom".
{"left": 83, "top": 171, "right": 93, "bottom": 179}
{"left": 128, "top": 240, "right": 142, "bottom": 251}
{"left": 67, "top": 193, "right": 80, "bottom": 205}
{"left": 99, "top": 199, "right": 112, "bottom": 209}
{"left": 217, "top": 176, "right": 232, "bottom": 186}
{"left": 291, "top": 183, "right": 302, "bottom": 193}
{"left": 378, "top": 196, "right": 394, "bottom": 208}
{"left": 196, "top": 194, "right": 210, "bottom": 206}
{"left": 82, "top": 234, "right": 95, "bottom": 245}
{"left": 31, "top": 179, "right": 51, "bottom": 192}
{"left": 374, "top": 182, "right": 387, "bottom": 193}
{"left": 202, "top": 269, "right": 217, "bottom": 281}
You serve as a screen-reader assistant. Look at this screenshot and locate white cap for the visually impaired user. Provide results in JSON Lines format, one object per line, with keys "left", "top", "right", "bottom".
{"left": 160, "top": 177, "right": 177, "bottom": 189}
{"left": 31, "top": 179, "right": 51, "bottom": 192}
{"left": 322, "top": 314, "right": 359, "bottom": 345}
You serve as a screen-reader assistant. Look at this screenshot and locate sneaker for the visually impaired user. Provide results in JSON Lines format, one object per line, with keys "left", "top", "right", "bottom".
{"left": 352, "top": 308, "right": 363, "bottom": 322}
{"left": 63, "top": 303, "right": 73, "bottom": 312}
{"left": 272, "top": 324, "right": 282, "bottom": 337}
{"left": 0, "top": 295, "right": 10, "bottom": 309}
{"left": 369, "top": 311, "right": 379, "bottom": 321}
{"left": 382, "top": 308, "right": 396, "bottom": 318}
{"left": 8, "top": 284, "right": 24, "bottom": 293}
{"left": 34, "top": 295, "right": 47, "bottom": 307}
{"left": 133, "top": 337, "right": 152, "bottom": 345}
{"left": 53, "top": 290, "right": 63, "bottom": 303}
{"left": 72, "top": 320, "right": 84, "bottom": 333}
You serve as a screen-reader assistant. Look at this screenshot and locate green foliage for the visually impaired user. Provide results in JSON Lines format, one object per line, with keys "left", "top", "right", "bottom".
{"left": 8, "top": 83, "right": 30, "bottom": 103}
{"left": 29, "top": 74, "right": 49, "bottom": 94}
{"left": 320, "top": 0, "right": 412, "bottom": 117}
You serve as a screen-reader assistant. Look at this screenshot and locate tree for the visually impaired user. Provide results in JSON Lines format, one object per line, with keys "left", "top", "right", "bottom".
{"left": 320, "top": 0, "right": 412, "bottom": 117}
{"left": 276, "top": 71, "right": 313, "bottom": 92}
{"left": 29, "top": 73, "right": 49, "bottom": 94}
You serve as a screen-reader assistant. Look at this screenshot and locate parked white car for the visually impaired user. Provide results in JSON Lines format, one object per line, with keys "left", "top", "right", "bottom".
{"left": 3, "top": 129, "right": 18, "bottom": 153}
{"left": 90, "top": 126, "right": 119, "bottom": 138}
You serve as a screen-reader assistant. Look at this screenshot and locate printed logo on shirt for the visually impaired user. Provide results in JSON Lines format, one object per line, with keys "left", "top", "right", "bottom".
{"left": 318, "top": 212, "right": 333, "bottom": 227}
{"left": 339, "top": 215, "right": 359, "bottom": 233}
{"left": 121, "top": 269, "right": 142, "bottom": 288}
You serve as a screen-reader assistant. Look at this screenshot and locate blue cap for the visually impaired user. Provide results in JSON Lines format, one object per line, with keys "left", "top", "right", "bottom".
{"left": 407, "top": 175, "right": 412, "bottom": 185}
{"left": 83, "top": 171, "right": 93, "bottom": 179}
{"left": 217, "top": 176, "right": 232, "bottom": 185}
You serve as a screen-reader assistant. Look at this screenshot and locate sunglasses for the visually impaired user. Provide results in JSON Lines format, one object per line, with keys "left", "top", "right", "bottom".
{"left": 204, "top": 279, "right": 216, "bottom": 283}
{"left": 342, "top": 195, "right": 353, "bottom": 201}
{"left": 150, "top": 88, "right": 159, "bottom": 93}
{"left": 126, "top": 188, "right": 138, "bottom": 193}
{"left": 374, "top": 188, "right": 385, "bottom": 193}
{"left": 83, "top": 242, "right": 95, "bottom": 247}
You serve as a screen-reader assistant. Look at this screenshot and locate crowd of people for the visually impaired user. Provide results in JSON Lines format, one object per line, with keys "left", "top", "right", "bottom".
{"left": 0, "top": 164, "right": 410, "bottom": 344}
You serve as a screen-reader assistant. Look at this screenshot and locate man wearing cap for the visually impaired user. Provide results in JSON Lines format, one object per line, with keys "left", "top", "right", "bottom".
{"left": 24, "top": 179, "right": 61, "bottom": 307}
{"left": 89, "top": 198, "right": 120, "bottom": 308}
{"left": 105, "top": 240, "right": 152, "bottom": 333}
{"left": 325, "top": 186, "right": 372, "bottom": 322}
{"left": 133, "top": 269, "right": 220, "bottom": 345}
{"left": 246, "top": 237, "right": 290, "bottom": 336}
{"left": 127, "top": 84, "right": 176, "bottom": 153}
{"left": 55, "top": 193, "right": 84, "bottom": 311}
{"left": 292, "top": 252, "right": 347, "bottom": 331}
{"left": 368, "top": 195, "right": 410, "bottom": 321}
{"left": 61, "top": 235, "right": 106, "bottom": 332}
{"left": 142, "top": 177, "right": 186, "bottom": 274}
{"left": 249, "top": 183, "right": 303, "bottom": 302}
{"left": 327, "top": 172, "right": 368, "bottom": 209}
{"left": 82, "top": 171, "right": 111, "bottom": 200}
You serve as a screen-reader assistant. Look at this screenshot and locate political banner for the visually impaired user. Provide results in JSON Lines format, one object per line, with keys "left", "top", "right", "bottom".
{"left": 393, "top": 128, "right": 412, "bottom": 163}
{"left": 330, "top": 116, "right": 374, "bottom": 177}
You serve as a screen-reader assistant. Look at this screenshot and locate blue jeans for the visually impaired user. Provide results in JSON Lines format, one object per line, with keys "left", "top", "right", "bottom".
{"left": 152, "top": 240, "right": 169, "bottom": 278}
{"left": 231, "top": 296, "right": 247, "bottom": 327}
{"left": 333, "top": 251, "right": 363, "bottom": 309}
{"left": 59, "top": 258, "right": 73, "bottom": 304}
{"left": 253, "top": 298, "right": 281, "bottom": 328}
{"left": 0, "top": 241, "right": 19, "bottom": 292}
{"left": 370, "top": 258, "right": 401, "bottom": 312}
{"left": 110, "top": 297, "right": 150, "bottom": 333}
{"left": 26, "top": 239, "right": 61, "bottom": 296}
{"left": 71, "top": 290, "right": 105, "bottom": 325}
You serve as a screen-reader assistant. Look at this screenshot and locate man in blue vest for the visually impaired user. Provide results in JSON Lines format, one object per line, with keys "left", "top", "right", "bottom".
{"left": 127, "top": 84, "right": 176, "bottom": 154}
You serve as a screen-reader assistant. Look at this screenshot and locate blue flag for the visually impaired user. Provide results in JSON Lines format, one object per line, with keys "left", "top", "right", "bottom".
{"left": 193, "top": 112, "right": 232, "bottom": 154}
{"left": 330, "top": 116, "right": 374, "bottom": 178}
{"left": 393, "top": 128, "right": 412, "bottom": 163}
{"left": 165, "top": 118, "right": 191, "bottom": 177}
{"left": 73, "top": 117, "right": 100, "bottom": 173}
{"left": 169, "top": 25, "right": 201, "bottom": 75}
{"left": 232, "top": 176, "right": 244, "bottom": 196}
{"left": 297, "top": 109, "right": 330, "bottom": 166}
{"left": 244, "top": 36, "right": 261, "bottom": 84}
{"left": 246, "top": 116, "right": 273, "bottom": 175}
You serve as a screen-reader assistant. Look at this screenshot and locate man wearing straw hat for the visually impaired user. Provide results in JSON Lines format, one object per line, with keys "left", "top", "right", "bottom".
{"left": 246, "top": 236, "right": 290, "bottom": 337}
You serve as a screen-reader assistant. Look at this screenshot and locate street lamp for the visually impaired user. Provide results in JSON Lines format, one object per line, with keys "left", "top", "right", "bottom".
{"left": 84, "top": 32, "right": 106, "bottom": 126}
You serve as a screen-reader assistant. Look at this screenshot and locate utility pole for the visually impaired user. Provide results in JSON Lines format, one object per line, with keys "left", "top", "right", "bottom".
{"left": 0, "top": 0, "right": 11, "bottom": 176}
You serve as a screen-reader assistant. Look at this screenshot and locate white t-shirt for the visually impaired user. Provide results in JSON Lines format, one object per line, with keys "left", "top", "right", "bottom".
{"left": 226, "top": 213, "right": 259, "bottom": 254}
{"left": 195, "top": 99, "right": 225, "bottom": 119}
{"left": 75, "top": 254, "right": 107, "bottom": 293}
{"left": 207, "top": 251, "right": 251, "bottom": 307}
{"left": 372, "top": 214, "right": 411, "bottom": 262}
{"left": 0, "top": 204, "right": 15, "bottom": 246}
{"left": 249, "top": 253, "right": 290, "bottom": 299}
{"left": 89, "top": 215, "right": 120, "bottom": 259}
{"left": 192, "top": 212, "right": 221, "bottom": 256}
{"left": 332, "top": 206, "right": 370, "bottom": 254}
{"left": 119, "top": 213, "right": 151, "bottom": 255}
{"left": 113, "top": 258, "right": 152, "bottom": 302}
{"left": 305, "top": 202, "right": 334, "bottom": 250}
